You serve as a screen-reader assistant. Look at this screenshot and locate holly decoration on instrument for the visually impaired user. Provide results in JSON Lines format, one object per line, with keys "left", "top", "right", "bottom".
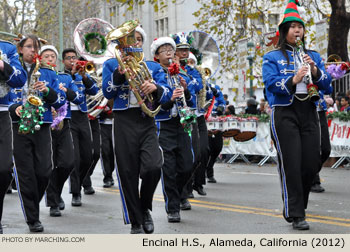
{"left": 18, "top": 53, "right": 45, "bottom": 134}
{"left": 168, "top": 62, "right": 197, "bottom": 136}
{"left": 18, "top": 103, "right": 45, "bottom": 134}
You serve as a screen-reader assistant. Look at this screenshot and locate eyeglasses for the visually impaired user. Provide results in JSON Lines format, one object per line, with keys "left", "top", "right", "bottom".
{"left": 64, "top": 56, "right": 77, "bottom": 60}
{"left": 158, "top": 49, "right": 174, "bottom": 54}
{"left": 23, "top": 45, "right": 35, "bottom": 49}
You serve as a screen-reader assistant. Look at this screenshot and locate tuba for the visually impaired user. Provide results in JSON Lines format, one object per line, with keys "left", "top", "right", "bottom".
{"left": 73, "top": 18, "right": 114, "bottom": 119}
{"left": 105, "top": 20, "right": 161, "bottom": 117}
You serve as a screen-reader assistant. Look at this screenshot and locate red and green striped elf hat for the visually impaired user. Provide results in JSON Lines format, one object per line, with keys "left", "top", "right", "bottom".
{"left": 278, "top": 0, "right": 304, "bottom": 29}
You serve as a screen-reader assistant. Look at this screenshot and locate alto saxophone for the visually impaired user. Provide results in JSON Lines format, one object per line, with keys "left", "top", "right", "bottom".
{"left": 295, "top": 37, "right": 320, "bottom": 102}
{"left": 18, "top": 55, "right": 45, "bottom": 134}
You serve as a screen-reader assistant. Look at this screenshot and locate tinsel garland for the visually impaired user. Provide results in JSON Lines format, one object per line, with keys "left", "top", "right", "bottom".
{"left": 51, "top": 103, "right": 68, "bottom": 130}
{"left": 18, "top": 103, "right": 45, "bottom": 134}
{"left": 326, "top": 64, "right": 346, "bottom": 80}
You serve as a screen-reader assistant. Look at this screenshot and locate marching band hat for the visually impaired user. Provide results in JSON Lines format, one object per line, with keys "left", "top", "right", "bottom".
{"left": 278, "top": 0, "right": 305, "bottom": 30}
{"left": 171, "top": 32, "right": 194, "bottom": 49}
{"left": 39, "top": 45, "right": 59, "bottom": 57}
{"left": 135, "top": 25, "right": 147, "bottom": 43}
{"left": 150, "top": 37, "right": 176, "bottom": 57}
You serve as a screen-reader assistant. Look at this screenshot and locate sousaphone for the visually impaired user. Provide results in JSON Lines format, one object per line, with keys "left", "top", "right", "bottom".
{"left": 73, "top": 18, "right": 114, "bottom": 119}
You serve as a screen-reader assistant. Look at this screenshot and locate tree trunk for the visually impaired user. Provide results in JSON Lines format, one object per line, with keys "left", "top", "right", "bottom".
{"left": 328, "top": 0, "right": 350, "bottom": 61}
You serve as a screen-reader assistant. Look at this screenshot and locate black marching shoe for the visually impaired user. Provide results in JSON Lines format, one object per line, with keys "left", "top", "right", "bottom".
{"left": 167, "top": 212, "right": 181, "bottom": 223}
{"left": 193, "top": 185, "right": 207, "bottom": 196}
{"left": 103, "top": 180, "right": 113, "bottom": 188}
{"left": 71, "top": 194, "right": 82, "bottom": 207}
{"left": 59, "top": 197, "right": 65, "bottom": 210}
{"left": 292, "top": 217, "right": 310, "bottom": 230}
{"left": 28, "top": 221, "right": 44, "bottom": 232}
{"left": 49, "top": 207, "right": 62, "bottom": 217}
{"left": 130, "top": 224, "right": 144, "bottom": 234}
{"left": 142, "top": 210, "right": 154, "bottom": 234}
{"left": 187, "top": 192, "right": 194, "bottom": 198}
{"left": 310, "top": 184, "right": 325, "bottom": 193}
{"left": 0, "top": 222, "right": 3, "bottom": 234}
{"left": 180, "top": 199, "right": 191, "bottom": 210}
{"left": 207, "top": 177, "right": 217, "bottom": 183}
{"left": 83, "top": 186, "right": 95, "bottom": 195}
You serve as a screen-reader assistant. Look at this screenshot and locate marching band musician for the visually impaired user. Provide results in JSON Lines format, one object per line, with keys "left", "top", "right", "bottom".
{"left": 62, "top": 48, "right": 99, "bottom": 207}
{"left": 186, "top": 48, "right": 214, "bottom": 198}
{"left": 152, "top": 37, "right": 195, "bottom": 223}
{"left": 171, "top": 32, "right": 204, "bottom": 210}
{"left": 9, "top": 35, "right": 66, "bottom": 232}
{"left": 40, "top": 45, "right": 84, "bottom": 217}
{"left": 262, "top": 0, "right": 332, "bottom": 230}
{"left": 82, "top": 58, "right": 101, "bottom": 196}
{"left": 206, "top": 83, "right": 226, "bottom": 183}
{"left": 99, "top": 101, "right": 115, "bottom": 188}
{"left": 310, "top": 87, "right": 333, "bottom": 193}
{"left": 102, "top": 24, "right": 172, "bottom": 234}
{"left": 0, "top": 39, "right": 27, "bottom": 234}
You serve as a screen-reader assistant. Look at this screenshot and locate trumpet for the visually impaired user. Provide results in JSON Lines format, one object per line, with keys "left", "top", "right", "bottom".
{"left": 295, "top": 37, "right": 320, "bottom": 102}
{"left": 75, "top": 60, "right": 95, "bottom": 74}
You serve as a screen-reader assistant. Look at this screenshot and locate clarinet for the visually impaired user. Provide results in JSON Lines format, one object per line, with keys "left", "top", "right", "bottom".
{"left": 168, "top": 59, "right": 196, "bottom": 136}
{"left": 295, "top": 37, "right": 320, "bottom": 102}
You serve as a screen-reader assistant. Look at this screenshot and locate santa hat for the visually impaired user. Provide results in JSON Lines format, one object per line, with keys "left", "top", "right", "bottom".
{"left": 135, "top": 25, "right": 147, "bottom": 43}
{"left": 278, "top": 0, "right": 305, "bottom": 29}
{"left": 188, "top": 52, "right": 197, "bottom": 65}
{"left": 171, "top": 32, "right": 194, "bottom": 49}
{"left": 150, "top": 37, "right": 176, "bottom": 57}
{"left": 39, "top": 45, "right": 59, "bottom": 57}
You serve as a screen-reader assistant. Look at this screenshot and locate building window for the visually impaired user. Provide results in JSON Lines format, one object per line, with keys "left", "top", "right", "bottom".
{"left": 155, "top": 17, "right": 168, "bottom": 37}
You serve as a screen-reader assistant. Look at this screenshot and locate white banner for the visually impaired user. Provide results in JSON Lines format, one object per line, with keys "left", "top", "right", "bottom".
{"left": 221, "top": 122, "right": 276, "bottom": 156}
{"left": 315, "top": 19, "right": 328, "bottom": 60}
{"left": 328, "top": 118, "right": 350, "bottom": 157}
{"left": 221, "top": 119, "right": 350, "bottom": 158}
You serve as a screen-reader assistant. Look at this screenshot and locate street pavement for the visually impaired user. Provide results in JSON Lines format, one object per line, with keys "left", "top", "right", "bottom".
{"left": 2, "top": 161, "right": 349, "bottom": 234}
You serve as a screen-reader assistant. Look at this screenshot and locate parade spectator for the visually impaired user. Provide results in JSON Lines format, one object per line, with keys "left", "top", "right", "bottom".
{"left": 223, "top": 94, "right": 229, "bottom": 105}
{"left": 325, "top": 96, "right": 335, "bottom": 113}
{"left": 258, "top": 99, "right": 267, "bottom": 114}
{"left": 225, "top": 105, "right": 235, "bottom": 115}
{"left": 245, "top": 98, "right": 258, "bottom": 115}
{"left": 340, "top": 96, "right": 350, "bottom": 112}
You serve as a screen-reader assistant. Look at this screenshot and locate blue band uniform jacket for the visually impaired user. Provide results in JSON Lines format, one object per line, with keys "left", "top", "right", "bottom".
{"left": 70, "top": 72, "right": 99, "bottom": 112}
{"left": 102, "top": 58, "right": 172, "bottom": 110}
{"left": 155, "top": 68, "right": 195, "bottom": 121}
{"left": 9, "top": 67, "right": 66, "bottom": 123}
{"left": 58, "top": 72, "right": 84, "bottom": 118}
{"left": 262, "top": 44, "right": 332, "bottom": 107}
{"left": 0, "top": 40, "right": 27, "bottom": 106}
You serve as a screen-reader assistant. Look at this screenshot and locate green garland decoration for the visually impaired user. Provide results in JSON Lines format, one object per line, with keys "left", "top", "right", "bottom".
{"left": 179, "top": 108, "right": 197, "bottom": 136}
{"left": 84, "top": 32, "right": 107, "bottom": 55}
{"left": 18, "top": 103, "right": 45, "bottom": 134}
{"left": 235, "top": 113, "right": 270, "bottom": 123}
{"left": 326, "top": 111, "right": 350, "bottom": 121}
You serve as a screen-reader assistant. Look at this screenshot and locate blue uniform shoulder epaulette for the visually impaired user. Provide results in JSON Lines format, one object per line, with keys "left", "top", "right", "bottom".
{"left": 0, "top": 39, "right": 15, "bottom": 46}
